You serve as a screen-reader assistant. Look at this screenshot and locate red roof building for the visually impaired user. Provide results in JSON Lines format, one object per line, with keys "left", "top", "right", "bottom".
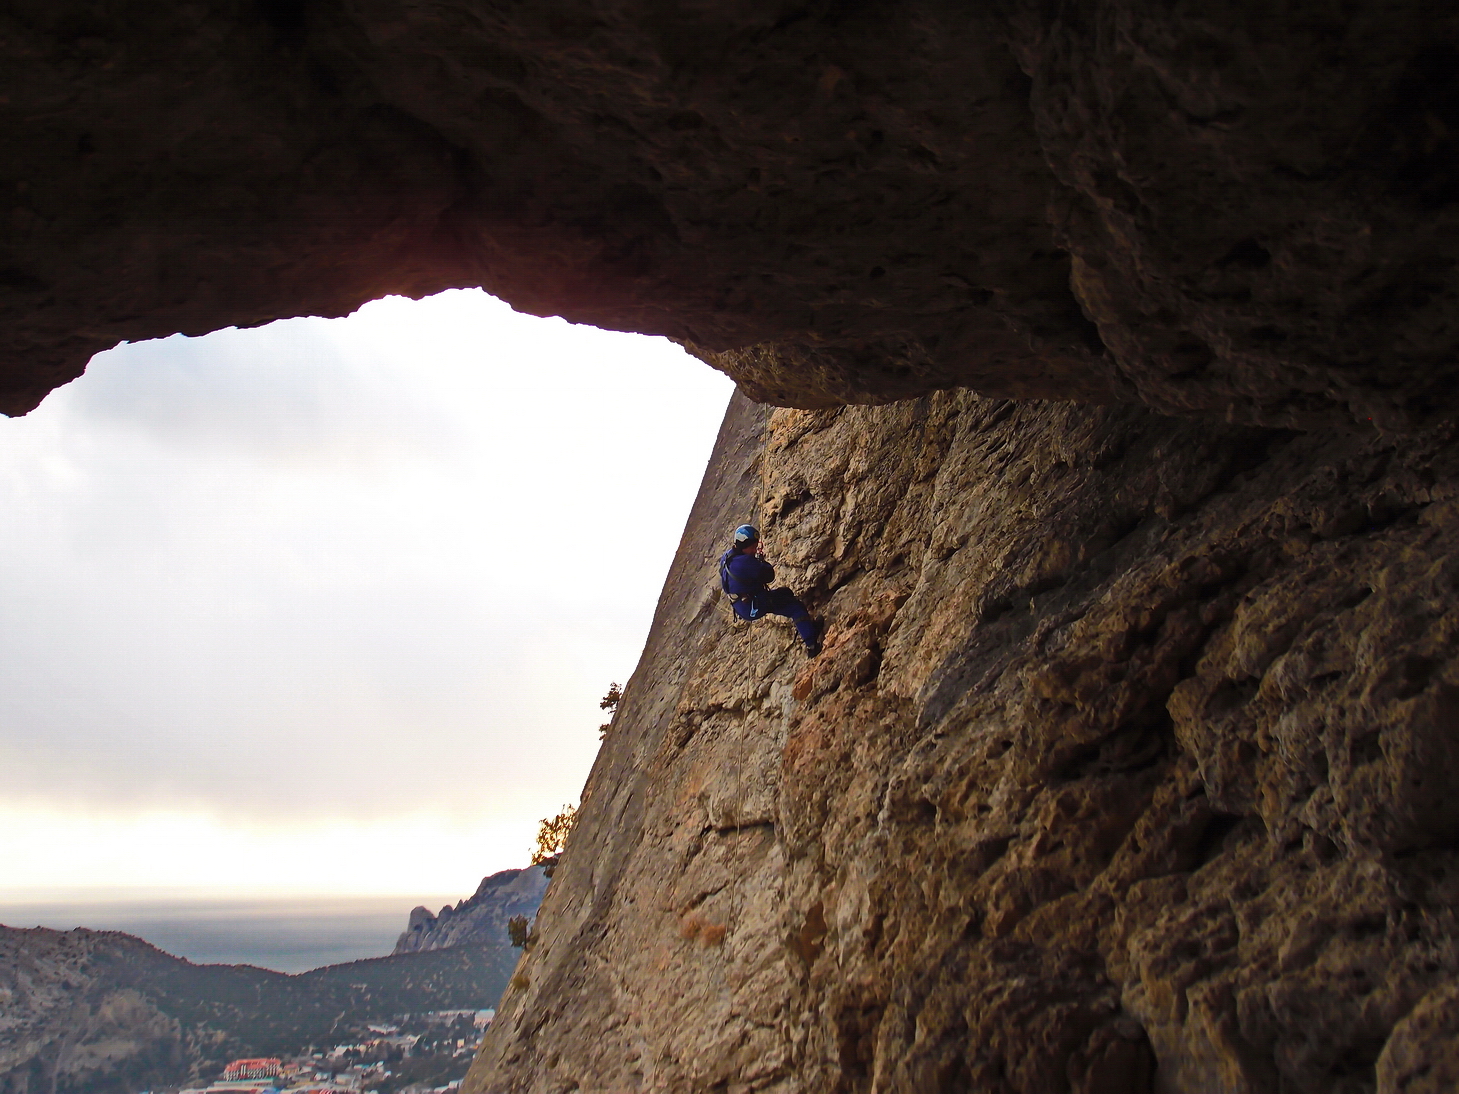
{"left": 222, "top": 1059, "right": 283, "bottom": 1081}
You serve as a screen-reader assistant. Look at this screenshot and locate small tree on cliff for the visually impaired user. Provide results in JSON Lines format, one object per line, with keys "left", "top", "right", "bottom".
{"left": 531, "top": 804, "right": 578, "bottom": 877}
{"left": 507, "top": 915, "right": 531, "bottom": 948}
{"left": 598, "top": 682, "right": 622, "bottom": 738}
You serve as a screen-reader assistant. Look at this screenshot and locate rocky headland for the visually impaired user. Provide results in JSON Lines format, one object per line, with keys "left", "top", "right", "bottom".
{"left": 394, "top": 868, "right": 549, "bottom": 956}
{"left": 8, "top": 3, "right": 1459, "bottom": 1092}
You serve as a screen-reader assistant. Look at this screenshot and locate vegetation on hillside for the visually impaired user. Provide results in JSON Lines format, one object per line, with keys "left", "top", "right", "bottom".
{"left": 598, "top": 682, "right": 622, "bottom": 738}
{"left": 0, "top": 927, "right": 517, "bottom": 1094}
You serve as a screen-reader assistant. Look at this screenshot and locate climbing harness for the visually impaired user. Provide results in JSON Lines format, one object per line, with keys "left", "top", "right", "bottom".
{"left": 719, "top": 548, "right": 765, "bottom": 619}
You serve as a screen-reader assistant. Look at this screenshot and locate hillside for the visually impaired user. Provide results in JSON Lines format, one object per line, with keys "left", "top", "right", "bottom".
{"left": 0, "top": 924, "right": 515, "bottom": 1094}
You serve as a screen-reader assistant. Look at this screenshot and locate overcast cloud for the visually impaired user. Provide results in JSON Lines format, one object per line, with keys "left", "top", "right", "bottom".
{"left": 0, "top": 290, "right": 733, "bottom": 897}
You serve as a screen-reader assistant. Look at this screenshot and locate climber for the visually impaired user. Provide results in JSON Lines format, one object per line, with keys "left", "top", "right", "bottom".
{"left": 719, "top": 524, "right": 824, "bottom": 656}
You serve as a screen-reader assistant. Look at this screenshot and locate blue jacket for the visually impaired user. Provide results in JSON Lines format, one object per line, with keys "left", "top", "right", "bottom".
{"left": 719, "top": 549, "right": 775, "bottom": 598}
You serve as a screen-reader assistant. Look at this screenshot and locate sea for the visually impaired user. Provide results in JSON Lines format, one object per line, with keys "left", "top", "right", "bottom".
{"left": 0, "top": 894, "right": 459, "bottom": 974}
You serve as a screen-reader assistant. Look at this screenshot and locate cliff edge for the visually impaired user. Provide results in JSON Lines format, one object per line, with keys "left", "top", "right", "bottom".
{"left": 469, "top": 391, "right": 1459, "bottom": 1093}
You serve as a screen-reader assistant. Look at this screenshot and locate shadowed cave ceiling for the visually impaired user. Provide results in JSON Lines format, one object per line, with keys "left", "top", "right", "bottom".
{"left": 5, "top": 0, "right": 1459, "bottom": 425}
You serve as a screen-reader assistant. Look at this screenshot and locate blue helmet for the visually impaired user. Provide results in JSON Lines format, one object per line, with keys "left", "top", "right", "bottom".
{"left": 734, "top": 524, "right": 759, "bottom": 546}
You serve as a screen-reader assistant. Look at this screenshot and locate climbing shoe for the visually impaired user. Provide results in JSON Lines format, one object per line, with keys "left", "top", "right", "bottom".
{"left": 804, "top": 620, "right": 824, "bottom": 657}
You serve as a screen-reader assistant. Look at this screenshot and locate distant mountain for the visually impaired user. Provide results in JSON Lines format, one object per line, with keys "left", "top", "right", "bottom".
{"left": 0, "top": 924, "right": 514, "bottom": 1094}
{"left": 392, "top": 868, "right": 548, "bottom": 955}
{"left": 0, "top": 870, "right": 551, "bottom": 1094}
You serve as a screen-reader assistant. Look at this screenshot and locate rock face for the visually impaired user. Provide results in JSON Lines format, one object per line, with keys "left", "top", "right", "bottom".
{"left": 394, "top": 868, "right": 549, "bottom": 955}
{"left": 469, "top": 391, "right": 1459, "bottom": 1093}
{"left": 4, "top": 2, "right": 1459, "bottom": 425}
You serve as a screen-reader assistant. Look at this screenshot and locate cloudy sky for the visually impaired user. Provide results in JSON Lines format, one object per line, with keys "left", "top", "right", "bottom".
{"left": 0, "top": 290, "right": 733, "bottom": 903}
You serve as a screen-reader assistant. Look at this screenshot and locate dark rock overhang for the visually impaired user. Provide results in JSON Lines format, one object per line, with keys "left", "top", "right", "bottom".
{"left": 4, "top": 1, "right": 1458, "bottom": 426}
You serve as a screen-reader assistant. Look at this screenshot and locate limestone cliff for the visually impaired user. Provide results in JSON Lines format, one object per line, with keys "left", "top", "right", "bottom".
{"left": 469, "top": 392, "right": 1459, "bottom": 1093}
{"left": 394, "top": 868, "right": 549, "bottom": 955}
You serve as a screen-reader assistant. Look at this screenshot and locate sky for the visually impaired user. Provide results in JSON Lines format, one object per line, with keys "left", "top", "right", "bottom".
{"left": 0, "top": 289, "right": 734, "bottom": 905}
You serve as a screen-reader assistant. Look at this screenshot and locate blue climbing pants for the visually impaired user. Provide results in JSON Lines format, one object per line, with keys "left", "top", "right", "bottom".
{"left": 733, "top": 587, "right": 819, "bottom": 644}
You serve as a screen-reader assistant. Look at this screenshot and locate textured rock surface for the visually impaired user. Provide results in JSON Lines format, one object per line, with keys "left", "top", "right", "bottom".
{"left": 470, "top": 391, "right": 1459, "bottom": 1093}
{"left": 394, "top": 868, "right": 549, "bottom": 955}
{"left": 5, "top": 2, "right": 1459, "bottom": 423}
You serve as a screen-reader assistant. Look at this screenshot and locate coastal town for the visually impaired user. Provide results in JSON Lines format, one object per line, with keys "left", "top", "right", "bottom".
{"left": 171, "top": 1010, "right": 495, "bottom": 1094}
{"left": 0, "top": 869, "right": 540, "bottom": 1094}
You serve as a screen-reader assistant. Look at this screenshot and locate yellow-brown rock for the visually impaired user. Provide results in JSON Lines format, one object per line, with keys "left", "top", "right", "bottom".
{"left": 469, "top": 393, "right": 1459, "bottom": 1093}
